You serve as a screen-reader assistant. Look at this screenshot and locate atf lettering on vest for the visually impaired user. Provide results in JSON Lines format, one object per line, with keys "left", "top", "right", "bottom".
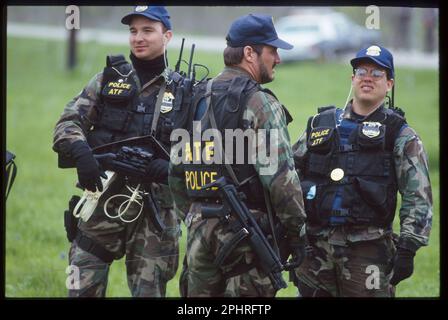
{"left": 183, "top": 140, "right": 220, "bottom": 195}
{"left": 307, "top": 127, "right": 334, "bottom": 148}
{"left": 104, "top": 81, "right": 134, "bottom": 98}
{"left": 86, "top": 55, "right": 177, "bottom": 151}
{"left": 302, "top": 106, "right": 406, "bottom": 228}
{"left": 183, "top": 141, "right": 215, "bottom": 163}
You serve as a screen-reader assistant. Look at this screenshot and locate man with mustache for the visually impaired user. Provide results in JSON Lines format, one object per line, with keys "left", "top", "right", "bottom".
{"left": 53, "top": 6, "right": 180, "bottom": 297}
{"left": 169, "top": 14, "right": 307, "bottom": 297}
{"left": 293, "top": 45, "right": 433, "bottom": 297}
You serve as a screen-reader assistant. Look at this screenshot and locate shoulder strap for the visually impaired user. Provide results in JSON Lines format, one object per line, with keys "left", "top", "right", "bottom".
{"left": 312, "top": 106, "right": 337, "bottom": 128}
{"left": 150, "top": 80, "right": 167, "bottom": 136}
{"left": 206, "top": 79, "right": 255, "bottom": 187}
{"left": 382, "top": 108, "right": 408, "bottom": 150}
{"left": 225, "top": 76, "right": 259, "bottom": 113}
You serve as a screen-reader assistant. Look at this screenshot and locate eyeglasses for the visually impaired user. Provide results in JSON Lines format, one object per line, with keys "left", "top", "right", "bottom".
{"left": 354, "top": 68, "right": 386, "bottom": 80}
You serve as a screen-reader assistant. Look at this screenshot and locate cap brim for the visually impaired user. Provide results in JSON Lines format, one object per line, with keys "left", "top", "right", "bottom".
{"left": 121, "top": 12, "right": 161, "bottom": 25}
{"left": 350, "top": 56, "right": 389, "bottom": 70}
{"left": 266, "top": 38, "right": 293, "bottom": 50}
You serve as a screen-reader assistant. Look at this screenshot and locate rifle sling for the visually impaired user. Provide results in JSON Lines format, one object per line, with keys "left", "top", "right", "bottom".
{"left": 150, "top": 80, "right": 167, "bottom": 137}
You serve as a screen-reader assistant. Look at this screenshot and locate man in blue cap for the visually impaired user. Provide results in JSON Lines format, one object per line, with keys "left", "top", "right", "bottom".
{"left": 53, "top": 6, "right": 181, "bottom": 297}
{"left": 169, "top": 13, "right": 307, "bottom": 297}
{"left": 292, "top": 45, "right": 432, "bottom": 297}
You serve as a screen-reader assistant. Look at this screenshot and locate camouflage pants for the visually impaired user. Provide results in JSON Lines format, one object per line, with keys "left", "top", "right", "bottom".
{"left": 184, "top": 209, "right": 276, "bottom": 297}
{"left": 68, "top": 202, "right": 180, "bottom": 297}
{"left": 295, "top": 235, "right": 396, "bottom": 297}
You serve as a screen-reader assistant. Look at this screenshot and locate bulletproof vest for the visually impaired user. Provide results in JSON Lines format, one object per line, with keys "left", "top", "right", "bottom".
{"left": 180, "top": 76, "right": 271, "bottom": 209}
{"left": 301, "top": 105, "right": 407, "bottom": 227}
{"left": 86, "top": 55, "right": 176, "bottom": 153}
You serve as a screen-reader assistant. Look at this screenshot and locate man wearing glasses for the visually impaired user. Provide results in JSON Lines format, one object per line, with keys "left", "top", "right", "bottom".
{"left": 292, "top": 45, "right": 432, "bottom": 297}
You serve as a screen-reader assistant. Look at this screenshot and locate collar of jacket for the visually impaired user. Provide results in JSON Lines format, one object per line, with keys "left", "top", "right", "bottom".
{"left": 218, "top": 66, "right": 256, "bottom": 82}
{"left": 343, "top": 100, "right": 386, "bottom": 122}
{"left": 130, "top": 52, "right": 166, "bottom": 86}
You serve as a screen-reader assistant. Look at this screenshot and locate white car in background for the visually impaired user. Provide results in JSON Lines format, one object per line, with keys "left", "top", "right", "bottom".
{"left": 276, "top": 12, "right": 381, "bottom": 62}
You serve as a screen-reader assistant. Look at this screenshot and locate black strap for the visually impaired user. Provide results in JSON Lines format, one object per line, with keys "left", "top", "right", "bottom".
{"left": 226, "top": 77, "right": 252, "bottom": 112}
{"left": 106, "top": 55, "right": 127, "bottom": 67}
{"left": 263, "top": 188, "right": 280, "bottom": 256}
{"left": 206, "top": 79, "right": 255, "bottom": 187}
{"left": 75, "top": 232, "right": 115, "bottom": 264}
{"left": 150, "top": 80, "right": 167, "bottom": 136}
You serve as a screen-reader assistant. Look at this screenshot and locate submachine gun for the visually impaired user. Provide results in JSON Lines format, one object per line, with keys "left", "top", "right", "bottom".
{"left": 201, "top": 177, "right": 301, "bottom": 291}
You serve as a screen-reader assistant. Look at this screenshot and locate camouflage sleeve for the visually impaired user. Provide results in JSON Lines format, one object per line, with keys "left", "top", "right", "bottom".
{"left": 394, "top": 126, "right": 433, "bottom": 251}
{"left": 292, "top": 130, "right": 308, "bottom": 179}
{"left": 52, "top": 72, "right": 103, "bottom": 154}
{"left": 244, "top": 91, "right": 306, "bottom": 241}
{"left": 168, "top": 146, "right": 191, "bottom": 222}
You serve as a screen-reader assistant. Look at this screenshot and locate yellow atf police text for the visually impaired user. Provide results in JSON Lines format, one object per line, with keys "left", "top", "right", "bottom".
{"left": 310, "top": 128, "right": 330, "bottom": 146}
{"left": 185, "top": 170, "right": 218, "bottom": 191}
{"left": 107, "top": 81, "right": 132, "bottom": 95}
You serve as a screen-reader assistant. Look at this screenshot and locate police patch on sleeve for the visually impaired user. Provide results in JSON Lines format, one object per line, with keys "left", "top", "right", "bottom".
{"left": 361, "top": 122, "right": 382, "bottom": 138}
{"left": 160, "top": 92, "right": 174, "bottom": 113}
{"left": 308, "top": 127, "right": 333, "bottom": 147}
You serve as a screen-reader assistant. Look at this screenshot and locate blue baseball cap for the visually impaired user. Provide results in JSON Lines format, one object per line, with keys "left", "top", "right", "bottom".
{"left": 226, "top": 14, "right": 293, "bottom": 50}
{"left": 121, "top": 6, "right": 172, "bottom": 30}
{"left": 350, "top": 45, "right": 394, "bottom": 79}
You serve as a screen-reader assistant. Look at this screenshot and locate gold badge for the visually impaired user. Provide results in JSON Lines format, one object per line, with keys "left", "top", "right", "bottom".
{"left": 160, "top": 92, "right": 174, "bottom": 113}
{"left": 330, "top": 168, "right": 344, "bottom": 181}
{"left": 361, "top": 122, "right": 382, "bottom": 138}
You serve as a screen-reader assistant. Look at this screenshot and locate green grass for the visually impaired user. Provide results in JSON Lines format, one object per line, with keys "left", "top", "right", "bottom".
{"left": 5, "top": 37, "right": 439, "bottom": 297}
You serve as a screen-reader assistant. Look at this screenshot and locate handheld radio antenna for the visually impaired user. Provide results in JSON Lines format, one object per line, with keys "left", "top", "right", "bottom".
{"left": 175, "top": 38, "right": 185, "bottom": 73}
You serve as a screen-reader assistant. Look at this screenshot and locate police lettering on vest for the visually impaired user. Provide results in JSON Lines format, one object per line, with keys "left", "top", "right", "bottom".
{"left": 174, "top": 76, "right": 282, "bottom": 207}
{"left": 301, "top": 106, "right": 406, "bottom": 227}
{"left": 183, "top": 140, "right": 220, "bottom": 194}
{"left": 85, "top": 55, "right": 176, "bottom": 151}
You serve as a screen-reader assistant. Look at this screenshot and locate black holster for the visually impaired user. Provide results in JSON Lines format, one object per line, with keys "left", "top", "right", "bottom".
{"left": 64, "top": 195, "right": 81, "bottom": 242}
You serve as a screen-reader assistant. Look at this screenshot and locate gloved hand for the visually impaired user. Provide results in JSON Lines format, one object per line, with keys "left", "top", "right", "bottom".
{"left": 389, "top": 247, "right": 416, "bottom": 286}
{"left": 70, "top": 140, "right": 107, "bottom": 192}
{"left": 287, "top": 236, "right": 308, "bottom": 269}
{"left": 145, "top": 158, "right": 169, "bottom": 184}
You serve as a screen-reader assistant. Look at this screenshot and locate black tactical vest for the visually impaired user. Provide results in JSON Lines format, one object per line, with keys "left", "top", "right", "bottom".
{"left": 85, "top": 55, "right": 176, "bottom": 153}
{"left": 179, "top": 76, "right": 285, "bottom": 209}
{"left": 301, "top": 105, "right": 407, "bottom": 227}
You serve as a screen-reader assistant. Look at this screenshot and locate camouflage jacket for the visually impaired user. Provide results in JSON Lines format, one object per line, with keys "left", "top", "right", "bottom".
{"left": 293, "top": 103, "right": 433, "bottom": 252}
{"left": 169, "top": 66, "right": 306, "bottom": 242}
{"left": 53, "top": 64, "right": 174, "bottom": 208}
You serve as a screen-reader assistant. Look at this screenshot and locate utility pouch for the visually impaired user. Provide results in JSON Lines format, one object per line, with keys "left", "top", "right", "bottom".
{"left": 99, "top": 107, "right": 133, "bottom": 132}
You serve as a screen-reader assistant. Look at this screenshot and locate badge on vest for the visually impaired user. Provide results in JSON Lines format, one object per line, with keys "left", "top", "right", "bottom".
{"left": 361, "top": 122, "right": 382, "bottom": 138}
{"left": 160, "top": 92, "right": 174, "bottom": 113}
{"left": 308, "top": 127, "right": 333, "bottom": 147}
